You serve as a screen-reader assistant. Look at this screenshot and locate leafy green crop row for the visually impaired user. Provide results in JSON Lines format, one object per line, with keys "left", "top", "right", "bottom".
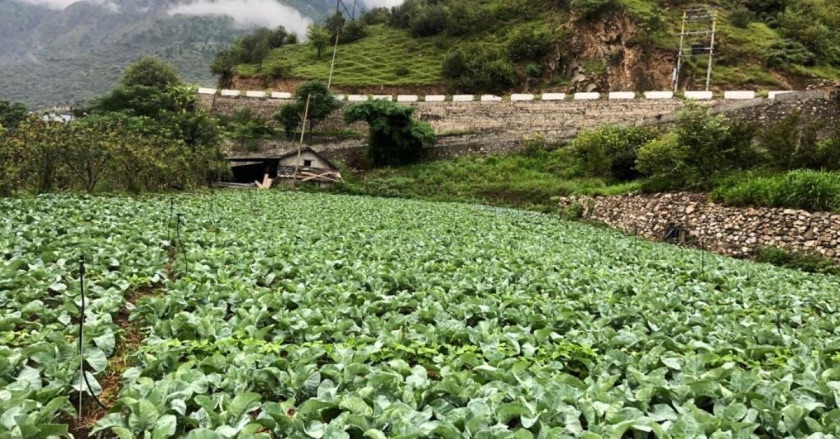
{"left": 2, "top": 192, "right": 840, "bottom": 438}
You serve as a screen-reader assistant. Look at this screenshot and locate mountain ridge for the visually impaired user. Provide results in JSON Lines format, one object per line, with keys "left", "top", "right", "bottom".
{"left": 0, "top": 0, "right": 338, "bottom": 109}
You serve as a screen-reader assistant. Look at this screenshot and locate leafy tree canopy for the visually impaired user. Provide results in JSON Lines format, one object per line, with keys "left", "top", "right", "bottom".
{"left": 275, "top": 81, "right": 341, "bottom": 135}
{"left": 0, "top": 100, "right": 27, "bottom": 130}
{"left": 121, "top": 56, "right": 182, "bottom": 89}
{"left": 344, "top": 99, "right": 436, "bottom": 166}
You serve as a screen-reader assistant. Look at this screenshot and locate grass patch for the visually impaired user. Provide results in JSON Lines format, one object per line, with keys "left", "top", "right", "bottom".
{"left": 711, "top": 170, "right": 840, "bottom": 212}
{"left": 241, "top": 25, "right": 448, "bottom": 86}
{"left": 754, "top": 246, "right": 840, "bottom": 275}
{"left": 334, "top": 148, "right": 638, "bottom": 212}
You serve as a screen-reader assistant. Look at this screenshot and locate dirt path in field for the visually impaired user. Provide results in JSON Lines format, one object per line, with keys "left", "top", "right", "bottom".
{"left": 66, "top": 274, "right": 169, "bottom": 438}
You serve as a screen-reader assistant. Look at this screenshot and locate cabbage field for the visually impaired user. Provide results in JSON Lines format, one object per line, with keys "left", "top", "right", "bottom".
{"left": 3, "top": 191, "right": 840, "bottom": 439}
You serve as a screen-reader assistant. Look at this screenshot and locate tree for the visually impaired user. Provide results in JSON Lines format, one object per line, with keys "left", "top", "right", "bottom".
{"left": 121, "top": 56, "right": 182, "bottom": 89}
{"left": 344, "top": 100, "right": 436, "bottom": 166}
{"left": 307, "top": 25, "right": 330, "bottom": 58}
{"left": 0, "top": 100, "right": 27, "bottom": 130}
{"left": 410, "top": 3, "right": 448, "bottom": 37}
{"left": 296, "top": 81, "right": 341, "bottom": 133}
{"left": 275, "top": 103, "right": 303, "bottom": 140}
{"left": 325, "top": 12, "right": 346, "bottom": 43}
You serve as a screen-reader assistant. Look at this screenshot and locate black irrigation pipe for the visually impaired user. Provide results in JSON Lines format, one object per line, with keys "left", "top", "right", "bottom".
{"left": 78, "top": 255, "right": 110, "bottom": 416}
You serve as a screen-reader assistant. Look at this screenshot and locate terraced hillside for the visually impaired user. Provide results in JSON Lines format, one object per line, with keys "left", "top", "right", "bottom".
{"left": 229, "top": 0, "right": 840, "bottom": 93}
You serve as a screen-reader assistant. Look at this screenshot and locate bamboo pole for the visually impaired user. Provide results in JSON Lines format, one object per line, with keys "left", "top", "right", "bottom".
{"left": 292, "top": 93, "right": 312, "bottom": 191}
{"left": 327, "top": 32, "right": 341, "bottom": 90}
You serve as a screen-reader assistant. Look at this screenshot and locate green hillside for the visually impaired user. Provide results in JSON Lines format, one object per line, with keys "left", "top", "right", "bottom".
{"left": 230, "top": 0, "right": 840, "bottom": 92}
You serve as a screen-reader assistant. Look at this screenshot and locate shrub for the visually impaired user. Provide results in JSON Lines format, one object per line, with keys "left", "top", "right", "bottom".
{"left": 121, "top": 56, "right": 181, "bottom": 89}
{"left": 266, "top": 63, "right": 290, "bottom": 79}
{"left": 344, "top": 100, "right": 436, "bottom": 166}
{"left": 730, "top": 7, "right": 754, "bottom": 28}
{"left": 446, "top": 3, "right": 495, "bottom": 36}
{"left": 560, "top": 201, "right": 585, "bottom": 220}
{"left": 570, "top": 0, "right": 620, "bottom": 20}
{"left": 507, "top": 27, "right": 554, "bottom": 62}
{"left": 818, "top": 128, "right": 840, "bottom": 171}
{"left": 361, "top": 7, "right": 390, "bottom": 25}
{"left": 493, "top": 0, "right": 540, "bottom": 21}
{"left": 441, "top": 47, "right": 515, "bottom": 94}
{"left": 339, "top": 20, "right": 368, "bottom": 44}
{"left": 227, "top": 109, "right": 275, "bottom": 139}
{"left": 754, "top": 246, "right": 840, "bottom": 275}
{"left": 758, "top": 111, "right": 826, "bottom": 170}
{"left": 764, "top": 40, "right": 815, "bottom": 67}
{"left": 526, "top": 63, "right": 543, "bottom": 78}
{"left": 522, "top": 133, "right": 547, "bottom": 158}
{"left": 641, "top": 105, "right": 758, "bottom": 189}
{"left": 636, "top": 133, "right": 688, "bottom": 190}
{"left": 410, "top": 4, "right": 448, "bottom": 37}
{"left": 395, "top": 66, "right": 410, "bottom": 76}
{"left": 710, "top": 170, "right": 840, "bottom": 212}
{"left": 571, "top": 125, "right": 659, "bottom": 181}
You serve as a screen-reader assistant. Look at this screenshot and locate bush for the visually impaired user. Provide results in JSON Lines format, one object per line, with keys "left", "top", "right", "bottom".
{"left": 758, "top": 111, "right": 827, "bottom": 170}
{"left": 339, "top": 20, "right": 368, "bottom": 44}
{"left": 344, "top": 100, "right": 437, "bottom": 166}
{"left": 266, "top": 63, "right": 291, "bottom": 79}
{"left": 361, "top": 7, "right": 390, "bottom": 25}
{"left": 526, "top": 63, "right": 543, "bottom": 78}
{"left": 754, "top": 246, "right": 840, "bottom": 275}
{"left": 441, "top": 47, "right": 515, "bottom": 94}
{"left": 571, "top": 125, "right": 659, "bottom": 181}
{"left": 226, "top": 109, "right": 275, "bottom": 139}
{"left": 493, "top": 0, "right": 540, "bottom": 21}
{"left": 446, "top": 2, "right": 495, "bottom": 36}
{"left": 730, "top": 7, "right": 754, "bottom": 28}
{"left": 121, "top": 56, "right": 181, "bottom": 89}
{"left": 640, "top": 105, "right": 758, "bottom": 189}
{"left": 764, "top": 40, "right": 815, "bottom": 67}
{"left": 507, "top": 27, "right": 554, "bottom": 61}
{"left": 560, "top": 201, "right": 585, "bottom": 220}
{"left": 636, "top": 133, "right": 688, "bottom": 190}
{"left": 410, "top": 4, "right": 448, "bottom": 37}
{"left": 395, "top": 66, "right": 410, "bottom": 76}
{"left": 522, "top": 133, "right": 548, "bottom": 158}
{"left": 570, "top": 0, "right": 620, "bottom": 20}
{"left": 710, "top": 170, "right": 840, "bottom": 212}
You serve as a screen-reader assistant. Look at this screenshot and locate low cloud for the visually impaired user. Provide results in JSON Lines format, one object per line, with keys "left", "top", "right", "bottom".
{"left": 14, "top": 0, "right": 118, "bottom": 11}
{"left": 362, "top": 0, "right": 403, "bottom": 8}
{"left": 168, "top": 0, "right": 311, "bottom": 36}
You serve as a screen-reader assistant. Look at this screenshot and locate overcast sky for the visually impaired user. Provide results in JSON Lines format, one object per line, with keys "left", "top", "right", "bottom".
{"left": 363, "top": 0, "right": 402, "bottom": 8}
{"left": 168, "top": 0, "right": 311, "bottom": 35}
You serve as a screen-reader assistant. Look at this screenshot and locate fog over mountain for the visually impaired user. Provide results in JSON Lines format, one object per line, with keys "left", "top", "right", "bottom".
{"left": 0, "top": 0, "right": 335, "bottom": 108}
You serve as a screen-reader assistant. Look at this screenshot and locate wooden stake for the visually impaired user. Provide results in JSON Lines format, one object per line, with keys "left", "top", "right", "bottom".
{"left": 292, "top": 93, "right": 312, "bottom": 191}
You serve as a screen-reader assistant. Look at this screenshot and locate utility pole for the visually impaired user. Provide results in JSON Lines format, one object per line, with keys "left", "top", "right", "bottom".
{"left": 673, "top": 7, "right": 717, "bottom": 93}
{"left": 292, "top": 94, "right": 312, "bottom": 191}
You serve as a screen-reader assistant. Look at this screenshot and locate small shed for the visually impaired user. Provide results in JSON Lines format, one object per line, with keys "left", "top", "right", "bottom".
{"left": 226, "top": 147, "right": 342, "bottom": 188}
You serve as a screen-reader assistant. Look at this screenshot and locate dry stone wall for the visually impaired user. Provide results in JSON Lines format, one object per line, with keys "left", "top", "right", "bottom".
{"left": 203, "top": 90, "right": 840, "bottom": 161}
{"left": 558, "top": 192, "right": 840, "bottom": 263}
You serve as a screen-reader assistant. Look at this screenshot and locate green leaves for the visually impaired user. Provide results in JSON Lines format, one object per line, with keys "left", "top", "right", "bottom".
{"left": 128, "top": 399, "right": 160, "bottom": 432}
{"left": 7, "top": 192, "right": 840, "bottom": 438}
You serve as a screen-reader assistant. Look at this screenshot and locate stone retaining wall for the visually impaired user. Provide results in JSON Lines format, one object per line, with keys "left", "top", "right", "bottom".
{"left": 558, "top": 193, "right": 840, "bottom": 263}
{"left": 212, "top": 90, "right": 840, "bottom": 162}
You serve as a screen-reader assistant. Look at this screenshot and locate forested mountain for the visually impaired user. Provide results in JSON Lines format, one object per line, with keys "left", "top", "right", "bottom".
{"left": 0, "top": 0, "right": 337, "bottom": 109}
